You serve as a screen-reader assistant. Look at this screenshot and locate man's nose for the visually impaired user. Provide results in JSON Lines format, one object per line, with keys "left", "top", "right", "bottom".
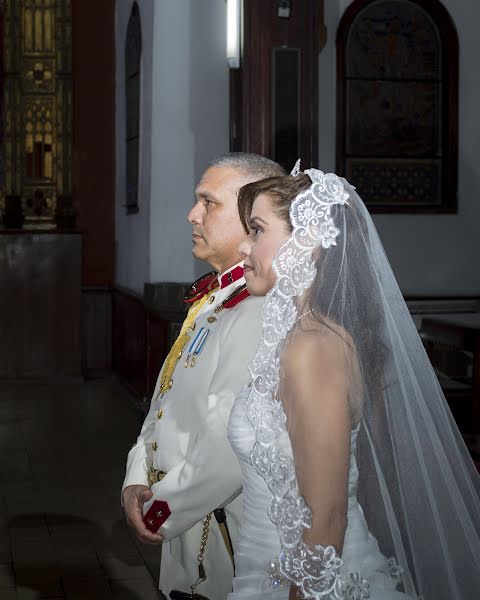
{"left": 187, "top": 202, "right": 202, "bottom": 224}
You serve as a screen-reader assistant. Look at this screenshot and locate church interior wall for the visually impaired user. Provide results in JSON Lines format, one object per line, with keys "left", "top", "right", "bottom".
{"left": 115, "top": 0, "right": 154, "bottom": 295}
{"left": 113, "top": 1, "right": 230, "bottom": 394}
{"left": 148, "top": 0, "right": 230, "bottom": 284}
{"left": 321, "top": 0, "right": 480, "bottom": 296}
{"left": 115, "top": 0, "right": 230, "bottom": 292}
{"left": 116, "top": 0, "right": 478, "bottom": 296}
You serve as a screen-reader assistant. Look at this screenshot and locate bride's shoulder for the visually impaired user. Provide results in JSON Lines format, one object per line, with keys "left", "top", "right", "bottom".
{"left": 281, "top": 317, "right": 355, "bottom": 379}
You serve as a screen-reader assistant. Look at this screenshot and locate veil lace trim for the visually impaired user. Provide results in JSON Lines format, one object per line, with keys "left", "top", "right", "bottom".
{"left": 245, "top": 169, "right": 349, "bottom": 598}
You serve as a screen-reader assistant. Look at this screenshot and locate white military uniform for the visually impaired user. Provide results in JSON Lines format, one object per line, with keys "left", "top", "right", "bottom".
{"left": 122, "top": 262, "right": 263, "bottom": 600}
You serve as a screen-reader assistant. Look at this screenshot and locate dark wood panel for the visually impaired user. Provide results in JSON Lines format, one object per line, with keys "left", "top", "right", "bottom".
{"left": 146, "top": 311, "right": 168, "bottom": 400}
{"left": 112, "top": 288, "right": 147, "bottom": 398}
{"left": 235, "top": 0, "right": 324, "bottom": 167}
{"left": 421, "top": 314, "right": 480, "bottom": 432}
{"left": 112, "top": 284, "right": 187, "bottom": 401}
{"left": 82, "top": 287, "right": 112, "bottom": 377}
{"left": 0, "top": 233, "right": 82, "bottom": 378}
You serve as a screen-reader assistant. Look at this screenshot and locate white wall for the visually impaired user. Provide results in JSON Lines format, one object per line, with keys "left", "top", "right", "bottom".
{"left": 115, "top": 0, "right": 154, "bottom": 294}
{"left": 320, "top": 0, "right": 480, "bottom": 295}
{"left": 149, "top": 0, "right": 229, "bottom": 283}
{"left": 115, "top": 0, "right": 230, "bottom": 292}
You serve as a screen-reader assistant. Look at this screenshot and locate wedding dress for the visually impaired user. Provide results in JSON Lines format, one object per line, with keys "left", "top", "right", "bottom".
{"left": 227, "top": 387, "right": 409, "bottom": 600}
{"left": 225, "top": 167, "right": 480, "bottom": 599}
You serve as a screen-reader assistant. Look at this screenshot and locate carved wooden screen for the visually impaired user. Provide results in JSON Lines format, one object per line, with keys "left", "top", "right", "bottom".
{"left": 125, "top": 2, "right": 141, "bottom": 215}
{"left": 1, "top": 0, "right": 72, "bottom": 227}
{"left": 337, "top": 0, "right": 458, "bottom": 213}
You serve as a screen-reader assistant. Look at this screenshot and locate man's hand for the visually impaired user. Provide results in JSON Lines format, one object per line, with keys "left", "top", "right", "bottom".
{"left": 123, "top": 485, "right": 164, "bottom": 544}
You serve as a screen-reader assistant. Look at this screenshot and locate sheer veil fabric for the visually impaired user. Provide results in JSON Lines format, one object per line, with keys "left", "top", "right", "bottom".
{"left": 243, "top": 169, "right": 480, "bottom": 599}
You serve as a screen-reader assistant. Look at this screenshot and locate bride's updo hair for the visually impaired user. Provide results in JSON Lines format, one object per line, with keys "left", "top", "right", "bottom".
{"left": 238, "top": 174, "right": 311, "bottom": 233}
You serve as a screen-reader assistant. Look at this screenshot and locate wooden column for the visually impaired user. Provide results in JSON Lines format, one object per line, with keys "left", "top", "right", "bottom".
{"left": 231, "top": 0, "right": 326, "bottom": 169}
{"left": 72, "top": 0, "right": 115, "bottom": 376}
{"left": 72, "top": 0, "right": 115, "bottom": 288}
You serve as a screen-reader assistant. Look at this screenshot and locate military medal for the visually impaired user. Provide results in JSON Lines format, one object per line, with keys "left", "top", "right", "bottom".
{"left": 185, "top": 327, "right": 210, "bottom": 368}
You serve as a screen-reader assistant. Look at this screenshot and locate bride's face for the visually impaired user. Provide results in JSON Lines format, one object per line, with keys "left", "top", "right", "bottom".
{"left": 238, "top": 194, "right": 291, "bottom": 296}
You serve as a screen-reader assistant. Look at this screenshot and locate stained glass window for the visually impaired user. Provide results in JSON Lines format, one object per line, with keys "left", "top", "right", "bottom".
{"left": 337, "top": 0, "right": 458, "bottom": 212}
{"left": 1, "top": 0, "right": 72, "bottom": 227}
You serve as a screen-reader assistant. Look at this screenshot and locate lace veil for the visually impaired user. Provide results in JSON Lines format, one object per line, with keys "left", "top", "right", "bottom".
{"left": 245, "top": 167, "right": 480, "bottom": 599}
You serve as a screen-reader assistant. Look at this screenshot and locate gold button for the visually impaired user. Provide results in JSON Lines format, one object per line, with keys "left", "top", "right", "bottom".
{"left": 208, "top": 295, "right": 216, "bottom": 304}
{"left": 156, "top": 510, "right": 163, "bottom": 517}
{"left": 190, "top": 322, "right": 196, "bottom": 331}
{"left": 157, "top": 409, "right": 163, "bottom": 419}
{"left": 152, "top": 441, "right": 158, "bottom": 451}
{"left": 168, "top": 379, "right": 173, "bottom": 389}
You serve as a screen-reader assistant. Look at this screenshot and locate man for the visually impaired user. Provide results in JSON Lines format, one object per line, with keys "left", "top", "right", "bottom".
{"left": 122, "top": 153, "right": 285, "bottom": 599}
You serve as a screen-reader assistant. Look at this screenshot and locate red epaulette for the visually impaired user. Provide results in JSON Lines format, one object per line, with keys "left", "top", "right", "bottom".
{"left": 184, "top": 271, "right": 219, "bottom": 304}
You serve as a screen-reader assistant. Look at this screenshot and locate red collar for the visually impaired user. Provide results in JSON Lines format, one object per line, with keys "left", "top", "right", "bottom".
{"left": 185, "top": 265, "right": 247, "bottom": 305}
{"left": 220, "top": 265, "right": 244, "bottom": 289}
{"left": 222, "top": 285, "right": 250, "bottom": 309}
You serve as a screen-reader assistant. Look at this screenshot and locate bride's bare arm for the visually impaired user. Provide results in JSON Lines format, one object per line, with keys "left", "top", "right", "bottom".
{"left": 280, "top": 327, "right": 352, "bottom": 555}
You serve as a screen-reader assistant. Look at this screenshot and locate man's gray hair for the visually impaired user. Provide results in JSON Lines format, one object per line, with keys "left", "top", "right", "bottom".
{"left": 208, "top": 152, "right": 286, "bottom": 181}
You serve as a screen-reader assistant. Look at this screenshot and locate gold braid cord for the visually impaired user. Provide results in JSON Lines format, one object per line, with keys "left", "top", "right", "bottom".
{"left": 155, "top": 290, "right": 215, "bottom": 398}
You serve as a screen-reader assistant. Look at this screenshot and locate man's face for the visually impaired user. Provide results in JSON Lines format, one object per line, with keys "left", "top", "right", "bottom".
{"left": 188, "top": 166, "right": 249, "bottom": 273}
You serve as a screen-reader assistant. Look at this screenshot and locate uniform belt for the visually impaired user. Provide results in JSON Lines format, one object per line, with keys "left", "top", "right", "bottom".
{"left": 148, "top": 467, "right": 166, "bottom": 486}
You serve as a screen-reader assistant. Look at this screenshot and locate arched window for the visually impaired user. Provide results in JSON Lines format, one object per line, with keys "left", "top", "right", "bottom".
{"left": 336, "top": 0, "right": 458, "bottom": 213}
{"left": 125, "top": 2, "right": 142, "bottom": 215}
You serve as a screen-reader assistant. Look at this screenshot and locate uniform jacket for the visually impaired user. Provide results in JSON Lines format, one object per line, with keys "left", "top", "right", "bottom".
{"left": 122, "top": 263, "right": 263, "bottom": 599}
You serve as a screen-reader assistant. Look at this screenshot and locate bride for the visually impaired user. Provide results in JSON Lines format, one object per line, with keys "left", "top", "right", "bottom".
{"left": 227, "top": 165, "right": 480, "bottom": 599}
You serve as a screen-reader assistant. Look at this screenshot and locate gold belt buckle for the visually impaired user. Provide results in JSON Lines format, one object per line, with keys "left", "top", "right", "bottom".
{"left": 148, "top": 467, "right": 166, "bottom": 486}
